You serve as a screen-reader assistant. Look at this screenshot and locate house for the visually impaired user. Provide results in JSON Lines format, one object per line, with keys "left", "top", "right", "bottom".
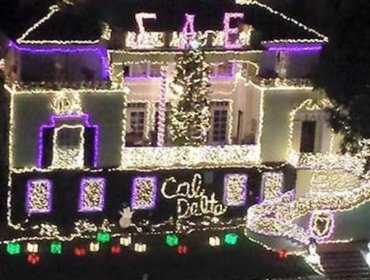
{"left": 2, "top": 0, "right": 368, "bottom": 260}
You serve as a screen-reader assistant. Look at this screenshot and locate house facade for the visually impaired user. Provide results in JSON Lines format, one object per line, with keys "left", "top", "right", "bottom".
{"left": 1, "top": 0, "right": 368, "bottom": 260}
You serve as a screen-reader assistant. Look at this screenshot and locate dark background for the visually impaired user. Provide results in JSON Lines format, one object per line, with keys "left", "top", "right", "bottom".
{"left": 0, "top": 0, "right": 336, "bottom": 39}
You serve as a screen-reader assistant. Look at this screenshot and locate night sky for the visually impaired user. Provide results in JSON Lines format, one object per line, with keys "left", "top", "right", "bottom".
{"left": 0, "top": 0, "right": 335, "bottom": 40}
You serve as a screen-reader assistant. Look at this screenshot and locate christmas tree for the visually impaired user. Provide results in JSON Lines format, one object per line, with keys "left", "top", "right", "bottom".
{"left": 169, "top": 43, "right": 211, "bottom": 146}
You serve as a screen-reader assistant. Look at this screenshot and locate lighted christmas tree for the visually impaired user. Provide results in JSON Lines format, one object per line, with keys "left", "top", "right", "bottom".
{"left": 169, "top": 43, "right": 211, "bottom": 146}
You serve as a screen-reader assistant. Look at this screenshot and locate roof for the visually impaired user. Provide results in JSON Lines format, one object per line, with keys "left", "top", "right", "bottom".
{"left": 15, "top": 0, "right": 327, "bottom": 45}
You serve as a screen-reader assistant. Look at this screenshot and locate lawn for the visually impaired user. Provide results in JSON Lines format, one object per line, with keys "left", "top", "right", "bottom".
{"left": 0, "top": 231, "right": 315, "bottom": 280}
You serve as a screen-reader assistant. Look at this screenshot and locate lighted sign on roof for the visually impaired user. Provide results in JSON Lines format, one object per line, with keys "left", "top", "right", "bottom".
{"left": 124, "top": 12, "right": 253, "bottom": 50}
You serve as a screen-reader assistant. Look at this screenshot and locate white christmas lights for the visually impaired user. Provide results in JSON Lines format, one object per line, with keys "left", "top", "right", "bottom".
{"left": 26, "top": 179, "right": 53, "bottom": 214}
{"left": 51, "top": 91, "right": 82, "bottom": 115}
{"left": 51, "top": 125, "right": 85, "bottom": 169}
{"left": 120, "top": 145, "right": 260, "bottom": 171}
{"left": 235, "top": 0, "right": 328, "bottom": 42}
{"left": 17, "top": 5, "right": 61, "bottom": 43}
{"left": 161, "top": 174, "right": 227, "bottom": 219}
{"left": 156, "top": 65, "right": 168, "bottom": 146}
{"left": 223, "top": 174, "right": 248, "bottom": 206}
{"left": 131, "top": 176, "right": 157, "bottom": 210}
{"left": 260, "top": 172, "right": 283, "bottom": 201}
{"left": 78, "top": 178, "right": 106, "bottom": 212}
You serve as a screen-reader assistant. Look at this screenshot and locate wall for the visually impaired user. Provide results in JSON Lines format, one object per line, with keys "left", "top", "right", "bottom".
{"left": 20, "top": 52, "right": 105, "bottom": 82}
{"left": 12, "top": 92, "right": 125, "bottom": 168}
{"left": 260, "top": 89, "right": 320, "bottom": 162}
{"left": 259, "top": 51, "right": 320, "bottom": 78}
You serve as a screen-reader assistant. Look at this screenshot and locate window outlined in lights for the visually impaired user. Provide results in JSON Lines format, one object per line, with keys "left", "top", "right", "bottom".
{"left": 26, "top": 179, "right": 53, "bottom": 214}
{"left": 78, "top": 177, "right": 106, "bottom": 212}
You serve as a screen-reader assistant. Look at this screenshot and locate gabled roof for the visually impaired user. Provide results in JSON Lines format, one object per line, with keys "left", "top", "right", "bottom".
{"left": 16, "top": 0, "right": 327, "bottom": 45}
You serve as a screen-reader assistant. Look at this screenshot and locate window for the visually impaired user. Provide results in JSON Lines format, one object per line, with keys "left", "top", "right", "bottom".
{"left": 125, "top": 63, "right": 161, "bottom": 78}
{"left": 39, "top": 115, "right": 98, "bottom": 169}
{"left": 212, "top": 109, "right": 228, "bottom": 143}
{"left": 218, "top": 62, "right": 234, "bottom": 76}
{"left": 78, "top": 177, "right": 106, "bottom": 212}
{"left": 126, "top": 103, "right": 146, "bottom": 146}
{"left": 300, "top": 121, "right": 316, "bottom": 153}
{"left": 26, "top": 179, "right": 53, "bottom": 214}
{"left": 275, "top": 51, "right": 288, "bottom": 78}
{"left": 223, "top": 174, "right": 247, "bottom": 206}
{"left": 130, "top": 112, "right": 145, "bottom": 138}
{"left": 131, "top": 176, "right": 158, "bottom": 210}
{"left": 149, "top": 64, "right": 161, "bottom": 77}
{"left": 210, "top": 62, "right": 235, "bottom": 77}
{"left": 52, "top": 125, "right": 85, "bottom": 169}
{"left": 56, "top": 127, "right": 82, "bottom": 147}
{"left": 130, "top": 63, "right": 148, "bottom": 77}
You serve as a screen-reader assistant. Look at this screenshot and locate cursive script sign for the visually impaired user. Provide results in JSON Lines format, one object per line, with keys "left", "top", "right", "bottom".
{"left": 161, "top": 173, "right": 227, "bottom": 219}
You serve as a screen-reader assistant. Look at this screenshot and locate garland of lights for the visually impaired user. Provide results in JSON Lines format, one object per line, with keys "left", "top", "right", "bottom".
{"left": 247, "top": 176, "right": 370, "bottom": 245}
{"left": 16, "top": 1, "right": 327, "bottom": 46}
{"left": 17, "top": 5, "right": 61, "bottom": 43}
{"left": 235, "top": 0, "right": 328, "bottom": 42}
{"left": 157, "top": 65, "right": 168, "bottom": 146}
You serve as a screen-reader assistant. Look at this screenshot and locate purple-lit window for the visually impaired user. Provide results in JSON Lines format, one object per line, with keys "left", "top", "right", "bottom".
{"left": 26, "top": 179, "right": 53, "bottom": 214}
{"left": 38, "top": 114, "right": 99, "bottom": 169}
{"left": 131, "top": 176, "right": 157, "bottom": 210}
{"left": 210, "top": 62, "right": 235, "bottom": 77}
{"left": 8, "top": 41, "right": 109, "bottom": 81}
{"left": 78, "top": 177, "right": 106, "bottom": 212}
{"left": 125, "top": 63, "right": 161, "bottom": 78}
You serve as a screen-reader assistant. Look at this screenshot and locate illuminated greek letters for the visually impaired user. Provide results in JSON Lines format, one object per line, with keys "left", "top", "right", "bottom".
{"left": 223, "top": 13, "right": 244, "bottom": 49}
{"left": 182, "top": 14, "right": 196, "bottom": 45}
{"left": 135, "top": 13, "right": 157, "bottom": 34}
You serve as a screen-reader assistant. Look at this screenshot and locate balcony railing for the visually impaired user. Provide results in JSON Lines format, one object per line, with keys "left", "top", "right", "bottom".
{"left": 121, "top": 144, "right": 260, "bottom": 170}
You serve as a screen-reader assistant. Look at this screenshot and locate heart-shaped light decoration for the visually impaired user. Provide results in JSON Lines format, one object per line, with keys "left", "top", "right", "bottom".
{"left": 309, "top": 211, "right": 335, "bottom": 239}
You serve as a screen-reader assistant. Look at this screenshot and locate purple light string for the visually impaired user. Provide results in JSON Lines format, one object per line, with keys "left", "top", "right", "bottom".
{"left": 131, "top": 176, "right": 158, "bottom": 210}
{"left": 267, "top": 43, "right": 322, "bottom": 52}
{"left": 8, "top": 41, "right": 110, "bottom": 79}
{"left": 125, "top": 76, "right": 161, "bottom": 81}
{"left": 26, "top": 179, "right": 53, "bottom": 214}
{"left": 78, "top": 177, "right": 106, "bottom": 212}
{"left": 37, "top": 113, "right": 99, "bottom": 168}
